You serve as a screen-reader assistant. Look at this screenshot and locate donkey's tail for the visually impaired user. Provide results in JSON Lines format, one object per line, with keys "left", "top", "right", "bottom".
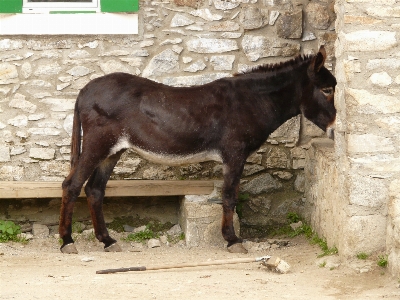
{"left": 70, "top": 99, "right": 81, "bottom": 169}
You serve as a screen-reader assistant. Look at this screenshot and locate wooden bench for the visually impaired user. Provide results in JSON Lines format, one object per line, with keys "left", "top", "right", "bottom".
{"left": 0, "top": 180, "right": 236, "bottom": 248}
{"left": 0, "top": 180, "right": 215, "bottom": 199}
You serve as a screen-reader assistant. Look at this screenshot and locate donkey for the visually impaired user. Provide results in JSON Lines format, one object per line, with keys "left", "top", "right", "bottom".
{"left": 59, "top": 46, "right": 336, "bottom": 254}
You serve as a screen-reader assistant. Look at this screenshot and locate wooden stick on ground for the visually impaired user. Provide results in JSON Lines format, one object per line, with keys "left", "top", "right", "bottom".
{"left": 96, "top": 256, "right": 271, "bottom": 274}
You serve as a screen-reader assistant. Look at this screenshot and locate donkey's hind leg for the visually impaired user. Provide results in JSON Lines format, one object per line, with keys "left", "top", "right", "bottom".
{"left": 84, "top": 150, "right": 125, "bottom": 252}
{"left": 60, "top": 161, "right": 101, "bottom": 253}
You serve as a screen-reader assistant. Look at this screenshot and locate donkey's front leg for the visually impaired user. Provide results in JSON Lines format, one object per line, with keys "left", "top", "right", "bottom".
{"left": 221, "top": 162, "right": 248, "bottom": 254}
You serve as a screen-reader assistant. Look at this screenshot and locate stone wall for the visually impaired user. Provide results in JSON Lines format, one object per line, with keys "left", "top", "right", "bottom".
{"left": 0, "top": 0, "right": 336, "bottom": 235}
{"left": 305, "top": 0, "right": 400, "bottom": 277}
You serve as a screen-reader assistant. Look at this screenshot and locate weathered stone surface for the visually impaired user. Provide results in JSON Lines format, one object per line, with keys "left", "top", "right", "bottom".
{"left": 8, "top": 115, "right": 28, "bottom": 127}
{"left": 210, "top": 55, "right": 235, "bottom": 71}
{"left": 276, "top": 10, "right": 302, "bottom": 39}
{"left": 142, "top": 49, "right": 179, "bottom": 78}
{"left": 21, "top": 62, "right": 32, "bottom": 79}
{"left": 241, "top": 173, "right": 282, "bottom": 194}
{"left": 66, "top": 66, "right": 94, "bottom": 77}
{"left": 34, "top": 63, "right": 62, "bottom": 76}
{"left": 366, "top": 6, "right": 400, "bottom": 18}
{"left": 0, "top": 165, "right": 23, "bottom": 180}
{"left": 170, "top": 13, "right": 195, "bottom": 27}
{"left": 273, "top": 171, "right": 293, "bottom": 180}
{"left": 346, "top": 88, "right": 400, "bottom": 114}
{"left": 184, "top": 60, "right": 206, "bottom": 72}
{"left": 207, "top": 21, "right": 240, "bottom": 32}
{"left": 68, "top": 50, "right": 91, "bottom": 59}
{"left": 239, "top": 7, "right": 269, "bottom": 30}
{"left": 32, "top": 224, "right": 49, "bottom": 237}
{"left": 348, "top": 134, "right": 394, "bottom": 153}
{"left": 306, "top": 3, "right": 331, "bottom": 30}
{"left": 9, "top": 93, "right": 37, "bottom": 113}
{"left": 187, "top": 38, "right": 238, "bottom": 54}
{"left": 213, "top": 0, "right": 239, "bottom": 10}
{"left": 0, "top": 146, "right": 10, "bottom": 162}
{"left": 366, "top": 58, "right": 400, "bottom": 70}
{"left": 0, "top": 63, "right": 18, "bottom": 84}
{"left": 265, "top": 147, "right": 289, "bottom": 169}
{"left": 369, "top": 72, "right": 392, "bottom": 86}
{"left": 179, "top": 198, "right": 240, "bottom": 247}
{"left": 242, "top": 35, "right": 300, "bottom": 61}
{"left": 29, "top": 148, "right": 55, "bottom": 160}
{"left": 341, "top": 30, "right": 397, "bottom": 52}
{"left": 294, "top": 174, "right": 305, "bottom": 193}
{"left": 147, "top": 238, "right": 161, "bottom": 248}
{"left": 190, "top": 8, "right": 222, "bottom": 21}
{"left": 99, "top": 60, "right": 131, "bottom": 74}
{"left": 174, "top": 0, "right": 203, "bottom": 8}
{"left": 269, "top": 11, "right": 280, "bottom": 25}
{"left": 40, "top": 98, "right": 75, "bottom": 112}
{"left": 349, "top": 174, "right": 388, "bottom": 208}
{"left": 268, "top": 116, "right": 300, "bottom": 145}
{"left": 0, "top": 39, "right": 23, "bottom": 50}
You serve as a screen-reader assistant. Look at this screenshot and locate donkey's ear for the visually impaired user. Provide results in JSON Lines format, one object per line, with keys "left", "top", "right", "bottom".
{"left": 314, "top": 45, "right": 326, "bottom": 73}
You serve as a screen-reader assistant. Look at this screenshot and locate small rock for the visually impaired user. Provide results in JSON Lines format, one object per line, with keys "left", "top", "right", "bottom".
{"left": 267, "top": 239, "right": 289, "bottom": 247}
{"left": 82, "top": 229, "right": 94, "bottom": 235}
{"left": 290, "top": 221, "right": 303, "bottom": 231}
{"left": 148, "top": 239, "right": 161, "bottom": 248}
{"left": 133, "top": 225, "right": 147, "bottom": 233}
{"left": 32, "top": 224, "right": 49, "bottom": 237}
{"left": 167, "top": 224, "right": 182, "bottom": 236}
{"left": 316, "top": 256, "right": 341, "bottom": 269}
{"left": 123, "top": 225, "right": 135, "bottom": 232}
{"left": 18, "top": 233, "right": 33, "bottom": 240}
{"left": 81, "top": 257, "right": 95, "bottom": 262}
{"left": 160, "top": 235, "right": 168, "bottom": 244}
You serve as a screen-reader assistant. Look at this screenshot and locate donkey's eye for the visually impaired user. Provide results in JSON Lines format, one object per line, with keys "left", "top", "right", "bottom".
{"left": 321, "top": 87, "right": 334, "bottom": 96}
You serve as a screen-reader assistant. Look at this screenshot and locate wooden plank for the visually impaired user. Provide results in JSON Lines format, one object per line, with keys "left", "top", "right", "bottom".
{"left": 0, "top": 180, "right": 215, "bottom": 199}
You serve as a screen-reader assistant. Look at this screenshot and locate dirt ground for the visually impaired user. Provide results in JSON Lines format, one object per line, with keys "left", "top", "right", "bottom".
{"left": 1, "top": 234, "right": 400, "bottom": 300}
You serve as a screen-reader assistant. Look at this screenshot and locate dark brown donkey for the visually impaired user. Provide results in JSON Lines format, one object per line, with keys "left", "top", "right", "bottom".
{"left": 59, "top": 46, "right": 336, "bottom": 254}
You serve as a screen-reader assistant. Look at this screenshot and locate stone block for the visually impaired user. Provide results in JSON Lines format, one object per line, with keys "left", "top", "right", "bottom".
{"left": 179, "top": 195, "right": 240, "bottom": 247}
{"left": 347, "top": 134, "right": 394, "bottom": 153}
{"left": 239, "top": 7, "right": 269, "bottom": 30}
{"left": 341, "top": 30, "right": 396, "bottom": 52}
{"left": 276, "top": 9, "right": 302, "bottom": 39}
{"left": 241, "top": 173, "right": 282, "bottom": 194}
{"left": 186, "top": 38, "right": 238, "bottom": 54}
{"left": 0, "top": 146, "right": 10, "bottom": 162}
{"left": 306, "top": 3, "right": 331, "bottom": 30}
{"left": 29, "top": 148, "right": 55, "bottom": 160}
{"left": 242, "top": 35, "right": 300, "bottom": 62}
{"left": 342, "top": 215, "right": 387, "bottom": 257}
{"left": 348, "top": 174, "right": 388, "bottom": 208}
{"left": 369, "top": 72, "right": 392, "bottom": 87}
{"left": 346, "top": 88, "right": 400, "bottom": 114}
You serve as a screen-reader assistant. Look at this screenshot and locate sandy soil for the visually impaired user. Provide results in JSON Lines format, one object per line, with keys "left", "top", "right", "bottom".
{"left": 1, "top": 235, "right": 400, "bottom": 300}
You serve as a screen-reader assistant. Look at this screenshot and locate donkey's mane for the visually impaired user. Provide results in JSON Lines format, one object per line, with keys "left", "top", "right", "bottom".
{"left": 235, "top": 54, "right": 314, "bottom": 76}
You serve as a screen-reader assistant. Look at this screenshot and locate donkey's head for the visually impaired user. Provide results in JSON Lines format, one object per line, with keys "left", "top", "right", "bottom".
{"left": 301, "top": 46, "right": 337, "bottom": 138}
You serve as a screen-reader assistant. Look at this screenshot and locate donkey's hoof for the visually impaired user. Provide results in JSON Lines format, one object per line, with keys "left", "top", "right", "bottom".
{"left": 227, "top": 243, "right": 248, "bottom": 254}
{"left": 105, "top": 243, "right": 122, "bottom": 252}
{"left": 61, "top": 243, "right": 78, "bottom": 254}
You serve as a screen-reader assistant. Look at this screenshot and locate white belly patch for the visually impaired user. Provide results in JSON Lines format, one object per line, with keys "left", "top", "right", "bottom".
{"left": 108, "top": 136, "right": 222, "bottom": 165}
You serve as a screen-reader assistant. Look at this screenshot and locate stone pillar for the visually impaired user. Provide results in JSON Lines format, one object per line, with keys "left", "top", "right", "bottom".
{"left": 179, "top": 182, "right": 240, "bottom": 248}
{"left": 333, "top": 0, "right": 400, "bottom": 274}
